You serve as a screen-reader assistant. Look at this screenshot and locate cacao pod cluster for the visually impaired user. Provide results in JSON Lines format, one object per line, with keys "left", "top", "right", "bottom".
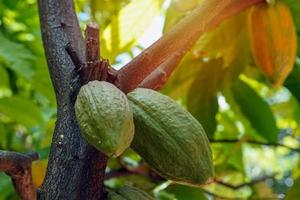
{"left": 248, "top": 1, "right": 297, "bottom": 87}
{"left": 75, "top": 80, "right": 214, "bottom": 187}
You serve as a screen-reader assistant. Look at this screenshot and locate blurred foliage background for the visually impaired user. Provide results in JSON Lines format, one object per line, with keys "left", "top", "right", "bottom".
{"left": 0, "top": 0, "right": 300, "bottom": 199}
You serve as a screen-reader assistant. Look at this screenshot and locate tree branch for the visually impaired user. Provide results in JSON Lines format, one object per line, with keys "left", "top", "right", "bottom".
{"left": 116, "top": 0, "right": 264, "bottom": 93}
{"left": 210, "top": 139, "right": 300, "bottom": 153}
{"left": 213, "top": 175, "right": 274, "bottom": 190}
{"left": 38, "top": 1, "right": 107, "bottom": 199}
{"left": 138, "top": 52, "right": 182, "bottom": 90}
{"left": 0, "top": 150, "right": 38, "bottom": 200}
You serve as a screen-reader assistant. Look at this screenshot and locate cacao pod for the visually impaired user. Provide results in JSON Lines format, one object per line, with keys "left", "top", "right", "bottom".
{"left": 107, "top": 185, "right": 154, "bottom": 200}
{"left": 75, "top": 81, "right": 134, "bottom": 157}
{"left": 127, "top": 88, "right": 214, "bottom": 186}
{"left": 248, "top": 1, "right": 297, "bottom": 86}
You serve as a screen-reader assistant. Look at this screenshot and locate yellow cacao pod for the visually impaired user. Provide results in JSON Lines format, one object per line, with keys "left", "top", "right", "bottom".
{"left": 75, "top": 81, "right": 134, "bottom": 157}
{"left": 248, "top": 1, "right": 297, "bottom": 86}
{"left": 127, "top": 88, "right": 214, "bottom": 186}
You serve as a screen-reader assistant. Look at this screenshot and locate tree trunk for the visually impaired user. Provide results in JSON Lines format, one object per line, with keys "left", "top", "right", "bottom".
{"left": 37, "top": 0, "right": 107, "bottom": 199}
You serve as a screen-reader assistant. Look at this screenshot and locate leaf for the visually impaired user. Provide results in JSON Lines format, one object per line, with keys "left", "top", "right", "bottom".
{"left": 0, "top": 32, "right": 35, "bottom": 79}
{"left": 0, "top": 173, "right": 16, "bottom": 200}
{"left": 285, "top": 62, "right": 300, "bottom": 102}
{"left": 0, "top": 96, "right": 42, "bottom": 127}
{"left": 163, "top": 11, "right": 250, "bottom": 100}
{"left": 163, "top": 0, "right": 202, "bottom": 33}
{"left": 285, "top": 0, "right": 300, "bottom": 56}
{"left": 101, "top": 0, "right": 164, "bottom": 62}
{"left": 164, "top": 184, "right": 208, "bottom": 200}
{"left": 0, "top": 123, "right": 7, "bottom": 149}
{"left": 31, "top": 63, "right": 56, "bottom": 105}
{"left": 231, "top": 79, "right": 279, "bottom": 142}
{"left": 196, "top": 11, "right": 250, "bottom": 67}
{"left": 32, "top": 160, "right": 48, "bottom": 187}
{"left": 187, "top": 59, "right": 223, "bottom": 138}
{"left": 0, "top": 65, "right": 9, "bottom": 88}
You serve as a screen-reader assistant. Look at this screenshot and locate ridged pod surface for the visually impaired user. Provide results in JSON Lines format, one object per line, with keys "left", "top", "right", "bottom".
{"left": 248, "top": 1, "right": 297, "bottom": 86}
{"left": 75, "top": 81, "right": 134, "bottom": 157}
{"left": 107, "top": 185, "right": 154, "bottom": 200}
{"left": 127, "top": 88, "right": 214, "bottom": 186}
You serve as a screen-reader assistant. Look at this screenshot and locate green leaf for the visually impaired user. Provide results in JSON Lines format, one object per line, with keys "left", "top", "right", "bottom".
{"left": 0, "top": 32, "right": 35, "bottom": 79}
{"left": 231, "top": 79, "right": 279, "bottom": 142}
{"left": 0, "top": 65, "right": 9, "bottom": 88}
{"left": 101, "top": 0, "right": 164, "bottom": 62}
{"left": 187, "top": 59, "right": 223, "bottom": 138}
{"left": 31, "top": 63, "right": 55, "bottom": 105}
{"left": 285, "top": 0, "right": 300, "bottom": 56}
{"left": 0, "top": 123, "right": 7, "bottom": 149}
{"left": 285, "top": 62, "right": 300, "bottom": 102}
{"left": 0, "top": 96, "right": 42, "bottom": 127}
{"left": 163, "top": 184, "right": 208, "bottom": 200}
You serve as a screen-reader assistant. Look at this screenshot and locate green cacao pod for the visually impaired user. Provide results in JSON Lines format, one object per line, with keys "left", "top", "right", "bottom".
{"left": 75, "top": 81, "right": 134, "bottom": 157}
{"left": 107, "top": 185, "right": 154, "bottom": 200}
{"left": 127, "top": 88, "right": 214, "bottom": 185}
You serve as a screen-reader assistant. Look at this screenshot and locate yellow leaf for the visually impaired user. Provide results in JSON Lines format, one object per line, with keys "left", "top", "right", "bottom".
{"left": 32, "top": 160, "right": 48, "bottom": 187}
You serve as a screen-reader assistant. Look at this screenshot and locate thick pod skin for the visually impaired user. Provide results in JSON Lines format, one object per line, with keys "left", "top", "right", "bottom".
{"left": 75, "top": 81, "right": 134, "bottom": 157}
{"left": 107, "top": 185, "right": 154, "bottom": 200}
{"left": 127, "top": 88, "right": 214, "bottom": 186}
{"left": 248, "top": 1, "right": 297, "bottom": 86}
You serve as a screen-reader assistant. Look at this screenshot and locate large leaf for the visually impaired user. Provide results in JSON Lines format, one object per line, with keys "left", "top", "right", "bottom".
{"left": 163, "top": 10, "right": 249, "bottom": 100}
{"left": 231, "top": 79, "right": 279, "bottom": 142}
{"left": 0, "top": 96, "right": 42, "bottom": 127}
{"left": 187, "top": 59, "right": 223, "bottom": 138}
{"left": 101, "top": 0, "right": 164, "bottom": 62}
{"left": 0, "top": 32, "right": 35, "bottom": 79}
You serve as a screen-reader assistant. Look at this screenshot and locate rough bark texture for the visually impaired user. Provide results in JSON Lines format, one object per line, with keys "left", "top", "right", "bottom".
{"left": 38, "top": 0, "right": 107, "bottom": 199}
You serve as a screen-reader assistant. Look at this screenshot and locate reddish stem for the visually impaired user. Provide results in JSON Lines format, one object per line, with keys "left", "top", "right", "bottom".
{"left": 0, "top": 151, "right": 38, "bottom": 200}
{"left": 116, "top": 0, "right": 264, "bottom": 93}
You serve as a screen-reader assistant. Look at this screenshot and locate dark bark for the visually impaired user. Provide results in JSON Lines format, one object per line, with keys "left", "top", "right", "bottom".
{"left": 37, "top": 0, "right": 107, "bottom": 199}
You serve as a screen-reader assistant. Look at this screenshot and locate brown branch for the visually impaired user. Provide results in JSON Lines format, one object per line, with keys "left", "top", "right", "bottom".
{"left": 0, "top": 150, "right": 38, "bottom": 200}
{"left": 116, "top": 0, "right": 264, "bottom": 93}
{"left": 213, "top": 175, "right": 274, "bottom": 190}
{"left": 138, "top": 52, "right": 182, "bottom": 90}
{"left": 210, "top": 139, "right": 300, "bottom": 153}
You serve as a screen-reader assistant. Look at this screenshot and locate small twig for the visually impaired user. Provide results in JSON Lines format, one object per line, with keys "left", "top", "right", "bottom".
{"left": 85, "top": 22, "right": 100, "bottom": 62}
{"left": 210, "top": 139, "right": 300, "bottom": 153}
{"left": 0, "top": 150, "right": 39, "bottom": 200}
{"left": 138, "top": 52, "right": 182, "bottom": 90}
{"left": 213, "top": 175, "right": 274, "bottom": 190}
